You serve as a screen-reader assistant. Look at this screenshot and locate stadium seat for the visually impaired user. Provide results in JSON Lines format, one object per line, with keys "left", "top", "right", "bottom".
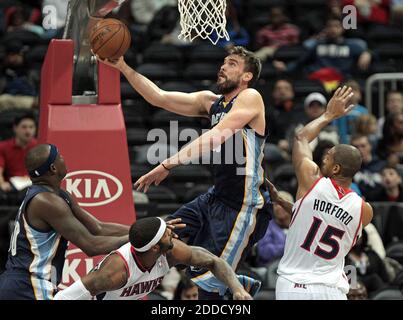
{"left": 259, "top": 63, "right": 278, "bottom": 80}
{"left": 130, "top": 163, "right": 153, "bottom": 181}
{"left": 373, "top": 43, "right": 403, "bottom": 60}
{"left": 25, "top": 45, "right": 47, "bottom": 65}
{"left": 121, "top": 82, "right": 141, "bottom": 100}
{"left": 145, "top": 185, "right": 178, "bottom": 203}
{"left": 150, "top": 109, "right": 199, "bottom": 127}
{"left": 188, "top": 44, "right": 227, "bottom": 64}
{"left": 371, "top": 287, "right": 402, "bottom": 300}
{"left": 386, "top": 241, "right": 403, "bottom": 265}
{"left": 129, "top": 143, "right": 179, "bottom": 165}
{"left": 272, "top": 163, "right": 298, "bottom": 195}
{"left": 273, "top": 45, "right": 308, "bottom": 62}
{"left": 126, "top": 128, "right": 150, "bottom": 146}
{"left": 160, "top": 81, "right": 197, "bottom": 93}
{"left": 183, "top": 63, "right": 220, "bottom": 81}
{"left": 142, "top": 43, "right": 183, "bottom": 65}
{"left": 367, "top": 25, "right": 403, "bottom": 44}
{"left": 136, "top": 63, "right": 180, "bottom": 81}
{"left": 2, "top": 30, "right": 43, "bottom": 46}
{"left": 293, "top": 79, "right": 325, "bottom": 97}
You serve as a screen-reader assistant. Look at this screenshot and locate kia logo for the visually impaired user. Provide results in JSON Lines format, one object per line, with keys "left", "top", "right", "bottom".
{"left": 64, "top": 170, "right": 123, "bottom": 207}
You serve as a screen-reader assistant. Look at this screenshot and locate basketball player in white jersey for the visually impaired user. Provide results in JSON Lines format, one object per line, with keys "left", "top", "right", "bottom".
{"left": 275, "top": 86, "right": 373, "bottom": 300}
{"left": 54, "top": 217, "right": 252, "bottom": 300}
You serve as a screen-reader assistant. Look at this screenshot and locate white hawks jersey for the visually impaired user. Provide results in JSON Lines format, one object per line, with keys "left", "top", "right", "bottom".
{"left": 277, "top": 177, "right": 363, "bottom": 294}
{"left": 96, "top": 243, "right": 170, "bottom": 300}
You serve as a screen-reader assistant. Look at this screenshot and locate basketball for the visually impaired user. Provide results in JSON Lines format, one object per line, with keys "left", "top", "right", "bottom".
{"left": 90, "top": 18, "right": 131, "bottom": 61}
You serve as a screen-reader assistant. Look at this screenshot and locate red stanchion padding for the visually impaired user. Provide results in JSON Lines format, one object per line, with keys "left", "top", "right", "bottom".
{"left": 38, "top": 40, "right": 135, "bottom": 289}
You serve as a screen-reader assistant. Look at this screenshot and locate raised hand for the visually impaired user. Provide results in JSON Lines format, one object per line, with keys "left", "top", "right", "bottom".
{"left": 325, "top": 86, "right": 355, "bottom": 121}
{"left": 94, "top": 53, "right": 126, "bottom": 72}
{"left": 165, "top": 218, "right": 186, "bottom": 239}
{"left": 133, "top": 164, "right": 170, "bottom": 193}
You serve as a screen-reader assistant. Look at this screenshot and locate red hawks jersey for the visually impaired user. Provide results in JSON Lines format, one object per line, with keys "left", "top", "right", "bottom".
{"left": 277, "top": 177, "right": 363, "bottom": 294}
{"left": 96, "top": 243, "right": 170, "bottom": 300}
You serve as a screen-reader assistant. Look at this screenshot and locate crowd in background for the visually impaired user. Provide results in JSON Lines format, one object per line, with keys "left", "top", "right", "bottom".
{"left": 0, "top": 0, "right": 402, "bottom": 300}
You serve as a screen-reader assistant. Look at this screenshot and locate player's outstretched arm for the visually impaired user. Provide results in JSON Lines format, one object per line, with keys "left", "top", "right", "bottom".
{"left": 293, "top": 86, "right": 355, "bottom": 199}
{"left": 134, "top": 89, "right": 263, "bottom": 192}
{"left": 97, "top": 56, "right": 218, "bottom": 117}
{"left": 54, "top": 253, "right": 128, "bottom": 300}
{"left": 167, "top": 239, "right": 252, "bottom": 300}
{"left": 30, "top": 193, "right": 128, "bottom": 257}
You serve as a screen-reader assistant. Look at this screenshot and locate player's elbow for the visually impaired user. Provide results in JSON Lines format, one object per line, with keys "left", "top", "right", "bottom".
{"left": 294, "top": 129, "right": 306, "bottom": 143}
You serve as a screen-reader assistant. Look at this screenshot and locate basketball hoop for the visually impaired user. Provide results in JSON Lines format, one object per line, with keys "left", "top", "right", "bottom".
{"left": 178, "top": 0, "right": 230, "bottom": 45}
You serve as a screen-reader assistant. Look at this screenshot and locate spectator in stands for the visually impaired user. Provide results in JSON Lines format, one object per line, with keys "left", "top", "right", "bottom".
{"left": 254, "top": 6, "right": 300, "bottom": 61}
{"left": 0, "top": 113, "right": 37, "bottom": 192}
{"left": 377, "top": 112, "right": 403, "bottom": 163}
{"left": 130, "top": 0, "right": 177, "bottom": 25}
{"left": 273, "top": 16, "right": 372, "bottom": 81}
{"left": 391, "top": 0, "right": 403, "bottom": 28}
{"left": 342, "top": 0, "right": 390, "bottom": 26}
{"left": 267, "top": 79, "right": 305, "bottom": 146}
{"left": 332, "top": 80, "right": 369, "bottom": 144}
{"left": 347, "top": 280, "right": 369, "bottom": 300}
{"left": 214, "top": 2, "right": 250, "bottom": 49}
{"left": 0, "top": 40, "right": 37, "bottom": 111}
{"left": 173, "top": 274, "right": 199, "bottom": 300}
{"left": 345, "top": 229, "right": 390, "bottom": 295}
{"left": 377, "top": 90, "right": 403, "bottom": 136}
{"left": 351, "top": 134, "right": 386, "bottom": 198}
{"left": 367, "top": 166, "right": 403, "bottom": 202}
{"left": 284, "top": 92, "right": 340, "bottom": 151}
{"left": 355, "top": 114, "right": 378, "bottom": 147}
{"left": 5, "top": 5, "right": 45, "bottom": 38}
{"left": 256, "top": 191, "right": 293, "bottom": 266}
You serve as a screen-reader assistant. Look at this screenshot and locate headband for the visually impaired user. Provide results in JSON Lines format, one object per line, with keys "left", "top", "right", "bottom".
{"left": 29, "top": 144, "right": 59, "bottom": 178}
{"left": 133, "top": 218, "right": 167, "bottom": 252}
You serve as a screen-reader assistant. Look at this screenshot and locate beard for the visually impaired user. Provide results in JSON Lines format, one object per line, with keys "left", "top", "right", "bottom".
{"left": 217, "top": 76, "right": 240, "bottom": 95}
{"left": 159, "top": 240, "right": 174, "bottom": 253}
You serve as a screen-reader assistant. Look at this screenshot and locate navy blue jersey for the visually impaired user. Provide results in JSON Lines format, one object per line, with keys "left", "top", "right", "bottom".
{"left": 4, "top": 185, "right": 70, "bottom": 299}
{"left": 209, "top": 95, "right": 267, "bottom": 211}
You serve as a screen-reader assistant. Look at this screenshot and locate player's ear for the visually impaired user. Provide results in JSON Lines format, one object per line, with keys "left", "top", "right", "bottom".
{"left": 50, "top": 163, "right": 57, "bottom": 173}
{"left": 243, "top": 71, "right": 253, "bottom": 83}
{"left": 333, "top": 164, "right": 341, "bottom": 175}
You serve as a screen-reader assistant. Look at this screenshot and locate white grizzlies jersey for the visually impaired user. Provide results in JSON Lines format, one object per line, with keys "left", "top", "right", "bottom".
{"left": 97, "top": 243, "right": 170, "bottom": 300}
{"left": 277, "top": 177, "right": 363, "bottom": 294}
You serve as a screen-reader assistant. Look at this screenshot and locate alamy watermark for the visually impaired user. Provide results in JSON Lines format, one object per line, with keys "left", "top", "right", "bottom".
{"left": 144, "top": 121, "right": 261, "bottom": 175}
{"left": 342, "top": 5, "right": 358, "bottom": 30}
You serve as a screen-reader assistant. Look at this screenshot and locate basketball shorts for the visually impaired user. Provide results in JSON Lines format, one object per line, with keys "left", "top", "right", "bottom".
{"left": 167, "top": 187, "right": 272, "bottom": 296}
{"left": 275, "top": 276, "right": 347, "bottom": 300}
{"left": 0, "top": 270, "right": 55, "bottom": 300}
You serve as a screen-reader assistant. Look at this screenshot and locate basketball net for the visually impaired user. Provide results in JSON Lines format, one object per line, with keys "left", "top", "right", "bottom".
{"left": 178, "top": 0, "right": 230, "bottom": 45}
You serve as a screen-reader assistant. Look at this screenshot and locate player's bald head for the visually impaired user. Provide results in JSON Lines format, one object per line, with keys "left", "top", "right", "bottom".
{"left": 332, "top": 144, "right": 362, "bottom": 178}
{"left": 25, "top": 144, "right": 51, "bottom": 172}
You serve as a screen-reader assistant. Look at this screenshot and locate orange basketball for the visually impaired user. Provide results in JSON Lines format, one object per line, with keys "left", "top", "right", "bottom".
{"left": 90, "top": 18, "right": 131, "bottom": 61}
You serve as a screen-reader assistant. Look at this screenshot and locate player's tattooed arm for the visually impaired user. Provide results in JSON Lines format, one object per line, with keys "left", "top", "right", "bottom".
{"left": 167, "top": 239, "right": 252, "bottom": 300}
{"left": 82, "top": 253, "right": 128, "bottom": 296}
